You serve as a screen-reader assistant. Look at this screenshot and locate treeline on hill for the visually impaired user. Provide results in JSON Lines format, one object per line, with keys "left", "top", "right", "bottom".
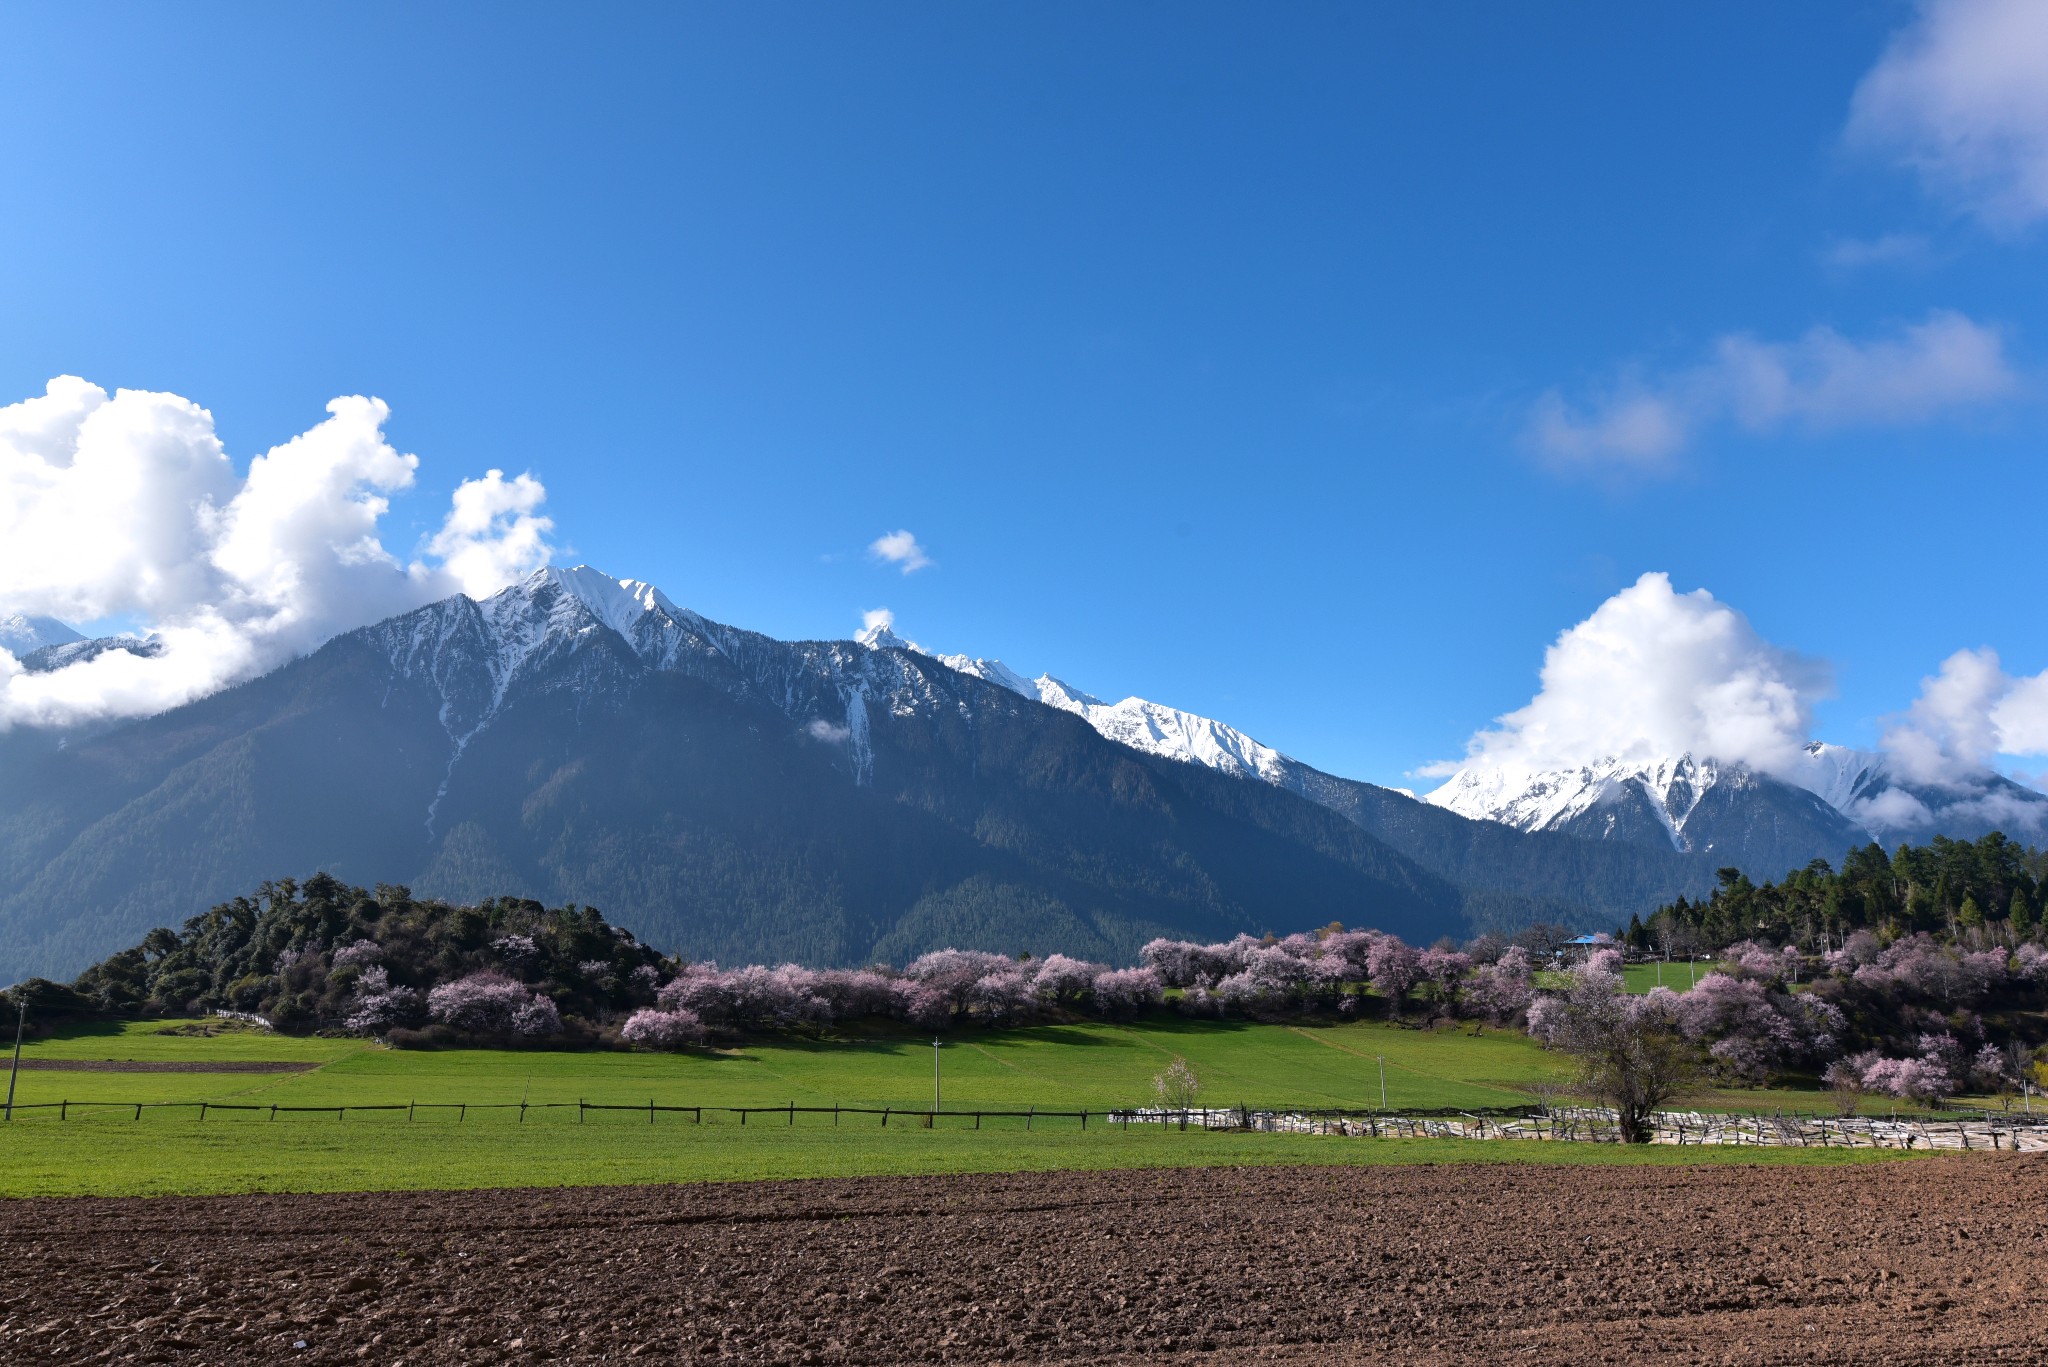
{"left": 11, "top": 869, "right": 2046, "bottom": 1111}
{"left": 1626, "top": 833, "right": 2048, "bottom": 954}
{"left": 8, "top": 875, "right": 1510, "bottom": 1048}
{"left": 10, "top": 875, "right": 668, "bottom": 1048}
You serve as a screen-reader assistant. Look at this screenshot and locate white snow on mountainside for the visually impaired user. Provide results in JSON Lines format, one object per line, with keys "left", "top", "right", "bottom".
{"left": 937, "top": 653, "right": 1294, "bottom": 784}
{"left": 0, "top": 612, "right": 84, "bottom": 656}
{"left": 1425, "top": 741, "right": 2048, "bottom": 849}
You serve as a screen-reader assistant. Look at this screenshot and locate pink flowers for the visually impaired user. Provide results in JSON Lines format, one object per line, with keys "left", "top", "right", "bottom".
{"left": 1854, "top": 1054, "right": 1954, "bottom": 1103}
{"left": 1089, "top": 968, "right": 1163, "bottom": 1020}
{"left": 621, "top": 1007, "right": 707, "bottom": 1050}
{"left": 426, "top": 972, "right": 563, "bottom": 1039}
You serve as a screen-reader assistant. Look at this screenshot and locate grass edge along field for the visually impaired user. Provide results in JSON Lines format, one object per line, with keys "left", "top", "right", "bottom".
{"left": 0, "top": 1109, "right": 1926, "bottom": 1200}
{"left": 2, "top": 1014, "right": 1899, "bottom": 1116}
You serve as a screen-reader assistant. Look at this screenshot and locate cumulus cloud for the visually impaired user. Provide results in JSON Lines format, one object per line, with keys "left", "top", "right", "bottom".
{"left": 1881, "top": 647, "right": 2048, "bottom": 786}
{"left": 805, "top": 718, "right": 851, "bottom": 743}
{"left": 1439, "top": 573, "right": 1830, "bottom": 778}
{"left": 867, "top": 529, "right": 932, "bottom": 574}
{"left": 1529, "top": 311, "right": 2018, "bottom": 471}
{"left": 861, "top": 607, "right": 896, "bottom": 636}
{"left": 0, "top": 376, "right": 553, "bottom": 730}
{"left": 1847, "top": 0, "right": 2048, "bottom": 231}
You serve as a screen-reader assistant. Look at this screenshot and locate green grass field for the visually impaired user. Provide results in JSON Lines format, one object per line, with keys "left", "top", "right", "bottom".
{"left": 1621, "top": 961, "right": 1722, "bottom": 993}
{"left": 0, "top": 1015, "right": 1959, "bottom": 1197}
{"left": 0, "top": 1110, "right": 1919, "bottom": 1199}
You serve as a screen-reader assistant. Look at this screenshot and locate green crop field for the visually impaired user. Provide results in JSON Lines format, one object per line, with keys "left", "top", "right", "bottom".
{"left": 0, "top": 1110, "right": 1920, "bottom": 1199}
{"left": 0, "top": 1016, "right": 1957, "bottom": 1197}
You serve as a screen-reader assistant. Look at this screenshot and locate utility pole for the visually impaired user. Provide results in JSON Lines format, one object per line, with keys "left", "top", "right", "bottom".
{"left": 932, "top": 1037, "right": 941, "bottom": 1113}
{"left": 4, "top": 996, "right": 24, "bottom": 1122}
{"left": 1377, "top": 1055, "right": 1387, "bottom": 1112}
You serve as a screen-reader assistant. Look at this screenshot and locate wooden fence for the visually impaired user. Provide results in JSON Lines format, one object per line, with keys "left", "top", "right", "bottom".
{"left": 4, "top": 1098, "right": 2044, "bottom": 1150}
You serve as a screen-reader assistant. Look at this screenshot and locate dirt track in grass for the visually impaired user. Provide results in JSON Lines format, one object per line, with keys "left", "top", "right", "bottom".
{"left": 3, "top": 1155, "right": 2044, "bottom": 1365}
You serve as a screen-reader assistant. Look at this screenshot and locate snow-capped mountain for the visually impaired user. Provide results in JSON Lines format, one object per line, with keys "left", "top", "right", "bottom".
{"left": 0, "top": 612, "right": 83, "bottom": 657}
{"left": 0, "top": 565, "right": 1469, "bottom": 980}
{"left": 1426, "top": 741, "right": 2048, "bottom": 860}
{"left": 938, "top": 654, "right": 1294, "bottom": 786}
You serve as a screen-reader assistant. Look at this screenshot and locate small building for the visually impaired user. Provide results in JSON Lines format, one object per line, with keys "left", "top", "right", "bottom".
{"left": 1559, "top": 932, "right": 1618, "bottom": 962}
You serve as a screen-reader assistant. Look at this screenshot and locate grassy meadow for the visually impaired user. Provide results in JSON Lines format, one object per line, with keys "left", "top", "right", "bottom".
{"left": 0, "top": 1014, "right": 1953, "bottom": 1197}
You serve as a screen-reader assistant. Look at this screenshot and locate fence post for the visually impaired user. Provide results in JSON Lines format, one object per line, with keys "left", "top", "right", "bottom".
{"left": 579, "top": 1101, "right": 585, "bottom": 1125}
{"left": 694, "top": 1107, "right": 701, "bottom": 1125}
{"left": 882, "top": 1107, "right": 889, "bottom": 1128}
{"left": 1081, "top": 1110, "right": 1087, "bottom": 1131}
{"left": 834, "top": 1103, "right": 839, "bottom": 1128}
{"left": 1027, "top": 1105, "right": 1033, "bottom": 1132}
{"left": 271, "top": 1104, "right": 278, "bottom": 1122}
{"left": 408, "top": 1099, "right": 415, "bottom": 1123}
{"left": 741, "top": 1108, "right": 748, "bottom": 1126}
{"left": 519, "top": 1101, "right": 526, "bottom": 1124}
{"left": 459, "top": 1104, "right": 466, "bottom": 1123}
{"left": 200, "top": 1102, "right": 207, "bottom": 1123}
{"left": 650, "top": 1099, "right": 656, "bottom": 1126}
{"left": 789, "top": 1102, "right": 794, "bottom": 1127}
{"left": 134, "top": 1103, "right": 141, "bottom": 1121}
{"left": 60, "top": 1100, "right": 67, "bottom": 1122}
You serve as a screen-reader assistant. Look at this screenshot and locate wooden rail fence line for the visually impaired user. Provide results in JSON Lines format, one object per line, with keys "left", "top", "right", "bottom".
{"left": 4, "top": 1099, "right": 2043, "bottom": 1150}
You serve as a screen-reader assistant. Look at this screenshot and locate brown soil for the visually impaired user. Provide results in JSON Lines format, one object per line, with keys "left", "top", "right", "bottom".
{"left": 6, "top": 1059, "right": 314, "bottom": 1073}
{"left": 2, "top": 1157, "right": 2044, "bottom": 1365}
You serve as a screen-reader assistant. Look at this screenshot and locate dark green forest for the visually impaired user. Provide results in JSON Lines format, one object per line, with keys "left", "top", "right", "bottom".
{"left": 1629, "top": 834, "right": 2048, "bottom": 953}
{"left": 9, "top": 874, "right": 664, "bottom": 1042}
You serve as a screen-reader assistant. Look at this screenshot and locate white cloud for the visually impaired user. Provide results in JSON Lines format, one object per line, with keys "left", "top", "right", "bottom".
{"left": 867, "top": 529, "right": 932, "bottom": 574}
{"left": 1530, "top": 311, "right": 2018, "bottom": 471}
{"left": 1443, "top": 572, "right": 1830, "bottom": 777}
{"left": 0, "top": 377, "right": 553, "bottom": 730}
{"left": 1848, "top": 0, "right": 2048, "bottom": 231}
{"left": 1822, "top": 232, "right": 1934, "bottom": 272}
{"left": 861, "top": 607, "right": 895, "bottom": 635}
{"left": 805, "top": 718, "right": 851, "bottom": 743}
{"left": 425, "top": 469, "right": 553, "bottom": 600}
{"left": 1882, "top": 646, "right": 2048, "bottom": 786}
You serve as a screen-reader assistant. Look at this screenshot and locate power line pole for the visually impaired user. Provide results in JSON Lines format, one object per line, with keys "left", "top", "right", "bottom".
{"left": 1377, "top": 1054, "right": 1387, "bottom": 1112}
{"left": 932, "top": 1037, "right": 941, "bottom": 1114}
{"left": 4, "top": 996, "right": 24, "bottom": 1122}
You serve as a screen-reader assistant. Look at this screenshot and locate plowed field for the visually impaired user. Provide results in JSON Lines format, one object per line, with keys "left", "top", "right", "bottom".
{"left": 4, "top": 1156, "right": 2043, "bottom": 1364}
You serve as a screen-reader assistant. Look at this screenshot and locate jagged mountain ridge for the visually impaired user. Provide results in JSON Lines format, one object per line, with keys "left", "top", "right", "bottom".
{"left": 929, "top": 651, "right": 1725, "bottom": 929}
{"left": 0, "top": 612, "right": 83, "bottom": 656}
{"left": 1426, "top": 743, "right": 2048, "bottom": 859}
{"left": 0, "top": 567, "right": 1467, "bottom": 980}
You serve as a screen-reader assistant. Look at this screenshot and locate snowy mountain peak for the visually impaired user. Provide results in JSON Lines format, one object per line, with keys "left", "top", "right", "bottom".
{"left": 0, "top": 612, "right": 85, "bottom": 657}
{"left": 930, "top": 644, "right": 1293, "bottom": 786}
{"left": 1426, "top": 753, "right": 1729, "bottom": 847}
{"left": 855, "top": 621, "right": 919, "bottom": 652}
{"left": 1428, "top": 740, "right": 2048, "bottom": 855}
{"left": 521, "top": 565, "right": 684, "bottom": 639}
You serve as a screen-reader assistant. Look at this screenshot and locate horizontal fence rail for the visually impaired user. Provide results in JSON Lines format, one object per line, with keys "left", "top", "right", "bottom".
{"left": 3, "top": 1097, "right": 2044, "bottom": 1150}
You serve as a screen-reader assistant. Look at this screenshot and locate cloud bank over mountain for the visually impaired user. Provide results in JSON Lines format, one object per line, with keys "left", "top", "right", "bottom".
{"left": 1425, "top": 573, "right": 1829, "bottom": 780}
{"left": 0, "top": 376, "right": 553, "bottom": 729}
{"left": 1427, "top": 572, "right": 2048, "bottom": 800}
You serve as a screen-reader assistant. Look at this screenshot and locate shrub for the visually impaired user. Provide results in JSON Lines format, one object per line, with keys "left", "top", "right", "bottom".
{"left": 1090, "top": 967, "right": 1162, "bottom": 1021}
{"left": 1153, "top": 1056, "right": 1199, "bottom": 1110}
{"left": 427, "top": 972, "right": 562, "bottom": 1039}
{"left": 621, "top": 1007, "right": 706, "bottom": 1050}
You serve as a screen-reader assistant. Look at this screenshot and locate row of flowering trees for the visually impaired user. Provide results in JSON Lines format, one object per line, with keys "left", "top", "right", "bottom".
{"left": 614, "top": 950, "right": 1169, "bottom": 1047}
{"left": 1528, "top": 938, "right": 2048, "bottom": 1114}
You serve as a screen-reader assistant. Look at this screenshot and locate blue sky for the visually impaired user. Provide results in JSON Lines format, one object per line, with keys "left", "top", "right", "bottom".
{"left": 2, "top": 2, "right": 2044, "bottom": 789}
